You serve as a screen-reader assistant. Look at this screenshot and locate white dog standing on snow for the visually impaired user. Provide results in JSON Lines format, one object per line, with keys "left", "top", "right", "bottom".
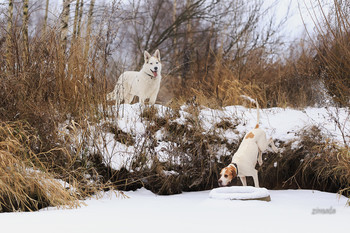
{"left": 107, "top": 50, "right": 162, "bottom": 105}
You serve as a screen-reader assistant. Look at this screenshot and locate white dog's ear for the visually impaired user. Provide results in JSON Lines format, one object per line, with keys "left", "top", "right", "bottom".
{"left": 144, "top": 51, "right": 151, "bottom": 63}
{"left": 153, "top": 49, "right": 161, "bottom": 61}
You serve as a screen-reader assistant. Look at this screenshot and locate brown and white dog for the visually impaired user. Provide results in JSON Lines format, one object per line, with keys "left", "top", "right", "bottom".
{"left": 218, "top": 102, "right": 278, "bottom": 187}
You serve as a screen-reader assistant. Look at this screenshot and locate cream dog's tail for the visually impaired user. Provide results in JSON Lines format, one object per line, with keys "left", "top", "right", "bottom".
{"left": 240, "top": 95, "right": 260, "bottom": 129}
{"left": 255, "top": 99, "right": 260, "bottom": 129}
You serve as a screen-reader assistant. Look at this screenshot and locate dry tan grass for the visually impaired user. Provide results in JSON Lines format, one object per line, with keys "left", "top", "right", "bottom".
{"left": 165, "top": 40, "right": 322, "bottom": 108}
{"left": 302, "top": 141, "right": 350, "bottom": 201}
{"left": 0, "top": 121, "right": 80, "bottom": 212}
{"left": 0, "top": 24, "right": 121, "bottom": 212}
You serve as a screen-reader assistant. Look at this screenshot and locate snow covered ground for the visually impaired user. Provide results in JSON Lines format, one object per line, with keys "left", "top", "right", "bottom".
{"left": 1, "top": 188, "right": 349, "bottom": 233}
{"left": 1, "top": 104, "right": 349, "bottom": 232}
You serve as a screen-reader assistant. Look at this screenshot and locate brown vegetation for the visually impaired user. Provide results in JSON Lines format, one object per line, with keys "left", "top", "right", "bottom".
{"left": 0, "top": 121, "right": 80, "bottom": 212}
{"left": 0, "top": 0, "right": 349, "bottom": 211}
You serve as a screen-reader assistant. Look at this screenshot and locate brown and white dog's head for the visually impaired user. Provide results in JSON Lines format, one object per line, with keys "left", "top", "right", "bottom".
{"left": 218, "top": 164, "right": 237, "bottom": 187}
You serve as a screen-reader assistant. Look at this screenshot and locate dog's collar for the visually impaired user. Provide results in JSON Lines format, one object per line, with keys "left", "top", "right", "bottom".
{"left": 144, "top": 71, "right": 156, "bottom": 79}
{"left": 229, "top": 163, "right": 238, "bottom": 176}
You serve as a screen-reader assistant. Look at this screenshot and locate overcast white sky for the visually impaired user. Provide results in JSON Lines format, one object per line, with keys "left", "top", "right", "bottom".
{"left": 263, "top": 0, "right": 331, "bottom": 40}
{"left": 0, "top": 0, "right": 330, "bottom": 41}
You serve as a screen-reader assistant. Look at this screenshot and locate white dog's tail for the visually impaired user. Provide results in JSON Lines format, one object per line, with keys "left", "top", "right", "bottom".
{"left": 255, "top": 99, "right": 260, "bottom": 129}
{"left": 107, "top": 91, "right": 115, "bottom": 101}
{"left": 107, "top": 83, "right": 120, "bottom": 101}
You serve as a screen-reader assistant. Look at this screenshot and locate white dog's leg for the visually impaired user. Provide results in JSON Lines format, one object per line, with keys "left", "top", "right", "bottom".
{"left": 114, "top": 93, "right": 122, "bottom": 107}
{"left": 149, "top": 94, "right": 157, "bottom": 105}
{"left": 269, "top": 138, "right": 278, "bottom": 153}
{"left": 114, "top": 93, "right": 123, "bottom": 106}
{"left": 257, "top": 137, "right": 269, "bottom": 153}
{"left": 139, "top": 97, "right": 146, "bottom": 105}
{"left": 239, "top": 176, "right": 247, "bottom": 186}
{"left": 258, "top": 149, "right": 263, "bottom": 166}
{"left": 252, "top": 170, "right": 260, "bottom": 187}
{"left": 113, "top": 85, "right": 124, "bottom": 106}
{"left": 124, "top": 94, "right": 134, "bottom": 104}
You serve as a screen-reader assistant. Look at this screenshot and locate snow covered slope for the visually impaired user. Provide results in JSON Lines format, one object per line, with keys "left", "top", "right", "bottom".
{"left": 98, "top": 104, "right": 349, "bottom": 171}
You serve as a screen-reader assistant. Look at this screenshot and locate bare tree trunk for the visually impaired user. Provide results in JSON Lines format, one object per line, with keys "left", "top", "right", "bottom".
{"left": 186, "top": 0, "right": 192, "bottom": 45}
{"left": 6, "top": 0, "right": 14, "bottom": 73}
{"left": 84, "top": 0, "right": 95, "bottom": 61}
{"left": 43, "top": 0, "right": 49, "bottom": 33}
{"left": 22, "top": 0, "right": 29, "bottom": 68}
{"left": 61, "top": 0, "right": 71, "bottom": 50}
{"left": 72, "top": 0, "right": 80, "bottom": 40}
{"left": 213, "top": 29, "right": 225, "bottom": 97}
{"left": 173, "top": 0, "right": 178, "bottom": 69}
{"left": 77, "top": 0, "right": 84, "bottom": 37}
{"left": 182, "top": 0, "right": 193, "bottom": 89}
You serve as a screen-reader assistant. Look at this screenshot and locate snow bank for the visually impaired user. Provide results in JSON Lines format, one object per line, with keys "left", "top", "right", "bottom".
{"left": 114, "top": 104, "right": 349, "bottom": 144}
{"left": 59, "top": 103, "right": 349, "bottom": 172}
{"left": 104, "top": 104, "right": 348, "bottom": 171}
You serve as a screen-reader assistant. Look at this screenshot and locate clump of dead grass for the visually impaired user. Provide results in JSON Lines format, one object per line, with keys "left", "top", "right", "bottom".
{"left": 304, "top": 142, "right": 350, "bottom": 199}
{"left": 259, "top": 125, "right": 350, "bottom": 200}
{"left": 0, "top": 121, "right": 80, "bottom": 212}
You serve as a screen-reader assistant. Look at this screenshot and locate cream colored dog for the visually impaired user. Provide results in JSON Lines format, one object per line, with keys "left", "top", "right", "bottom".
{"left": 107, "top": 50, "right": 162, "bottom": 105}
{"left": 218, "top": 102, "right": 278, "bottom": 187}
